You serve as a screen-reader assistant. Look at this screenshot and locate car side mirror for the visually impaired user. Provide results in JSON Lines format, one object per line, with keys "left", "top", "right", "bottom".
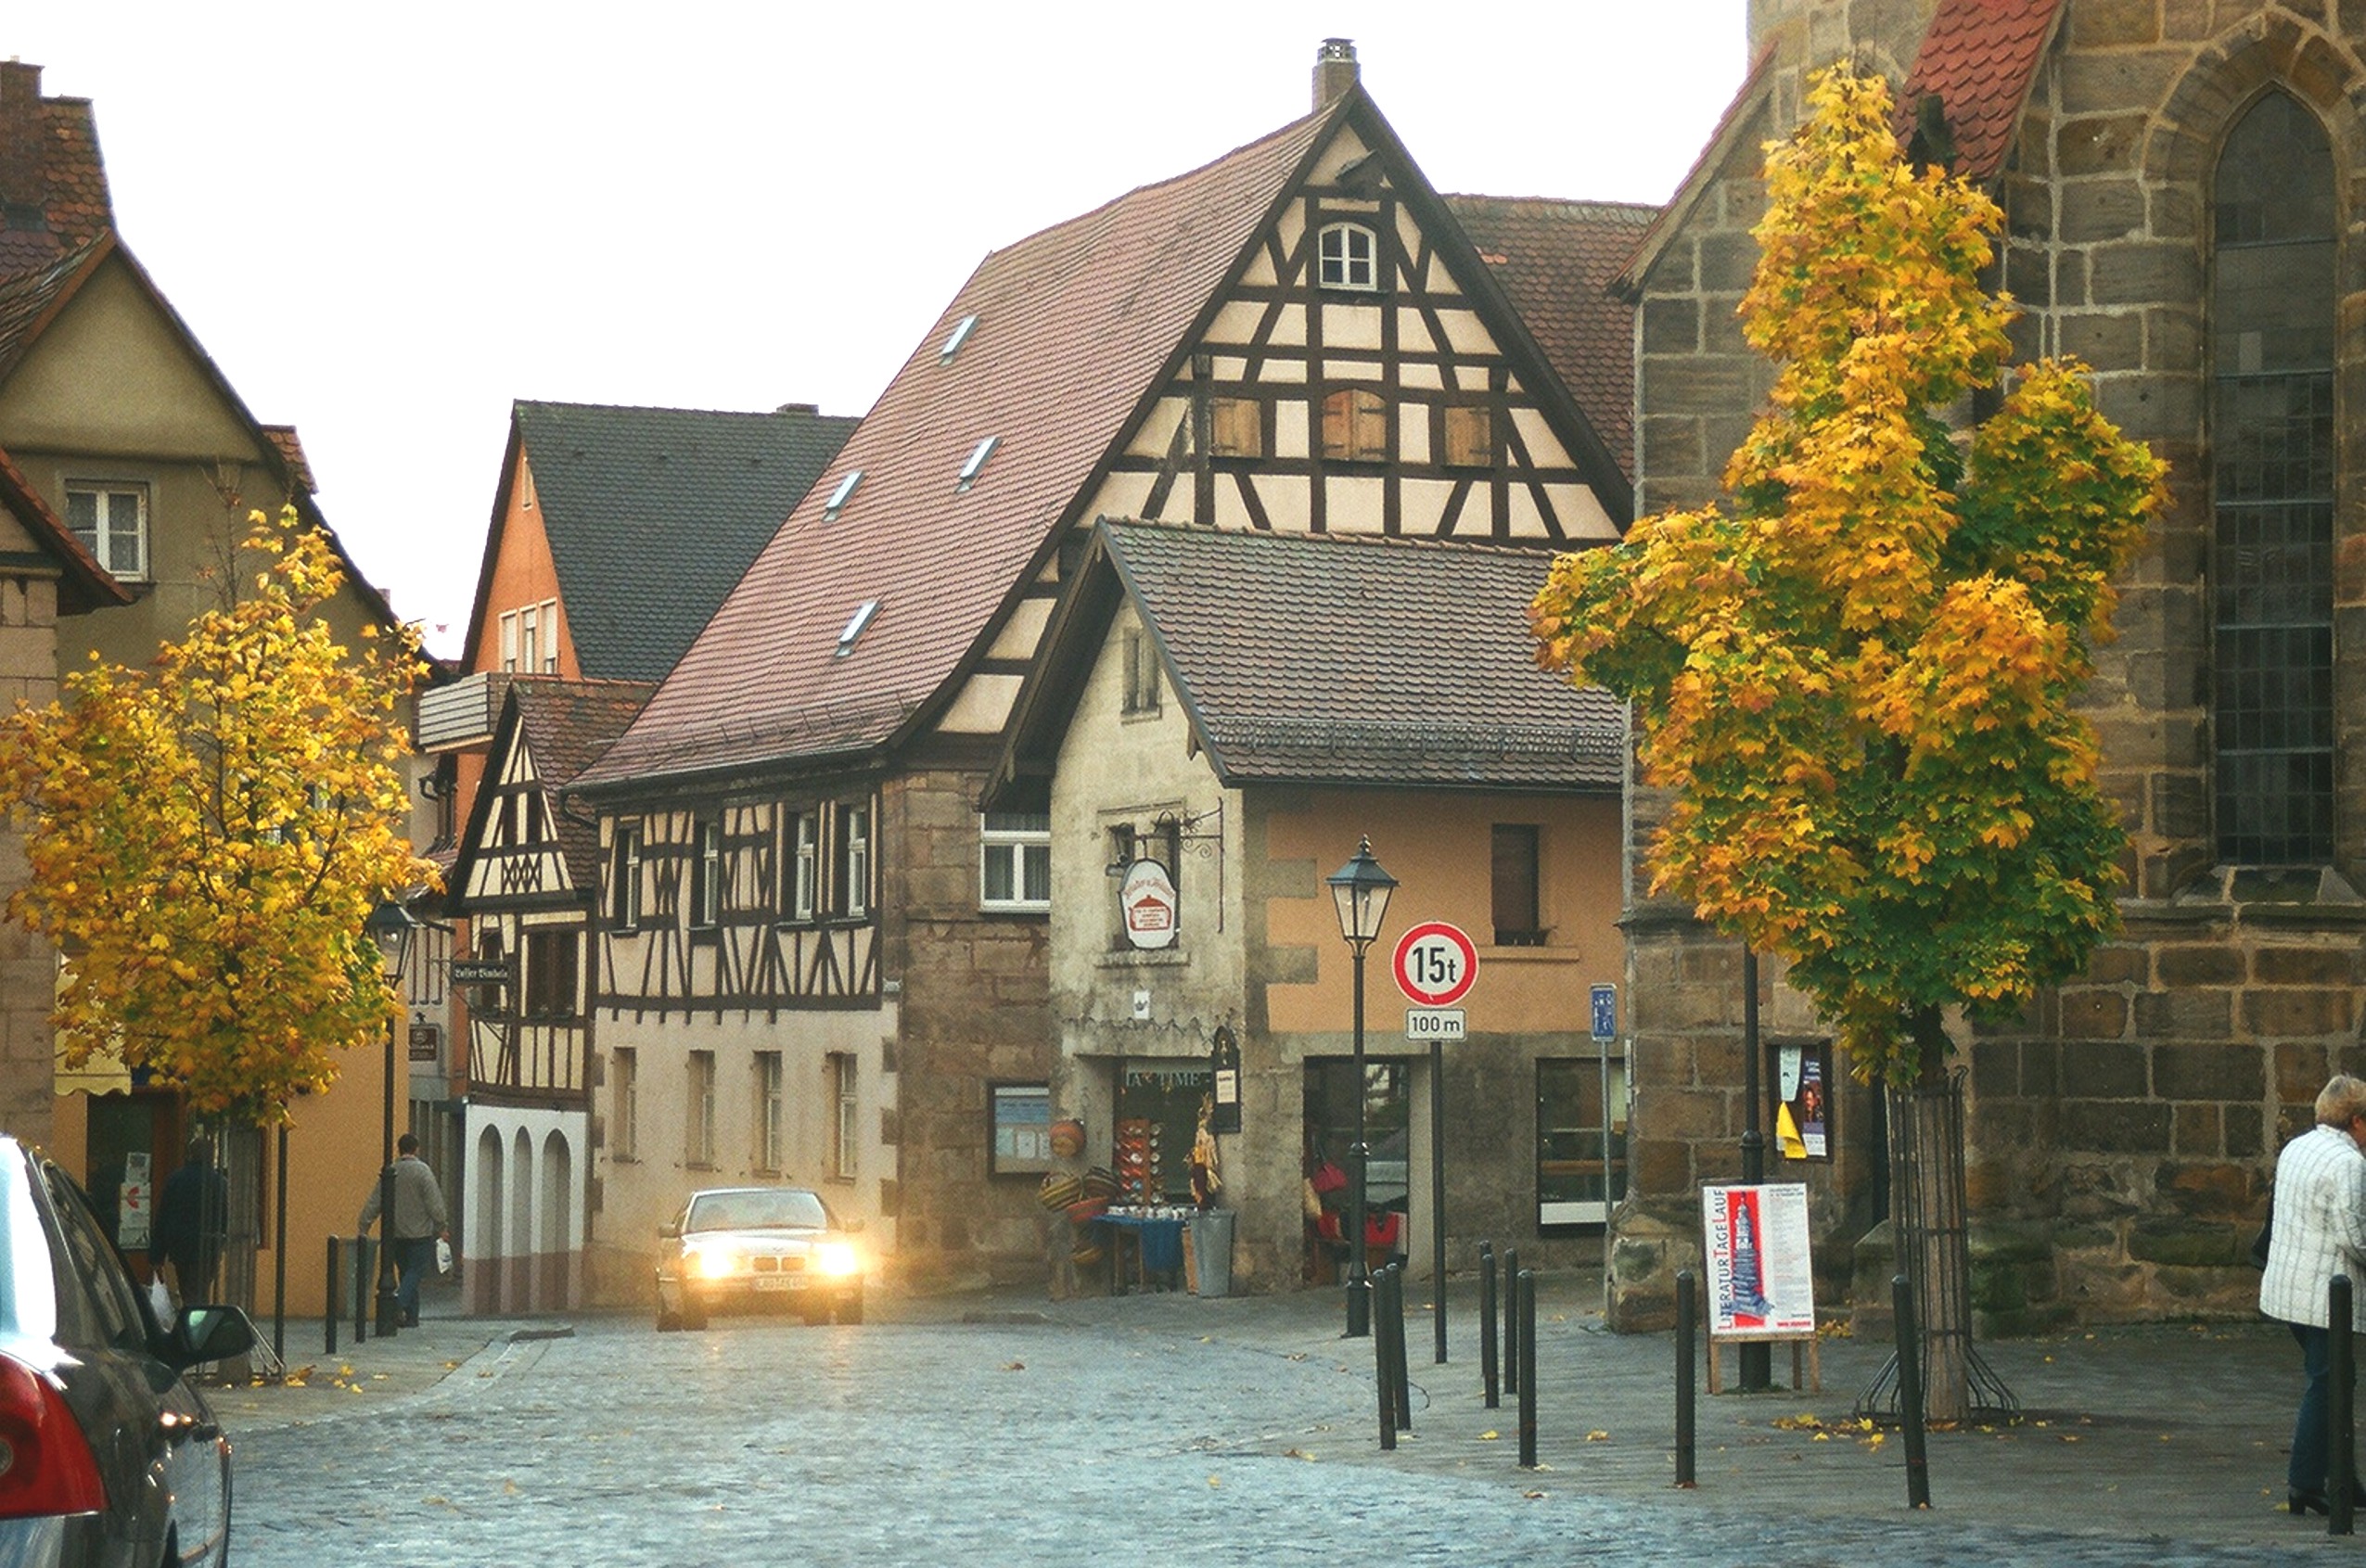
{"left": 166, "top": 1305, "right": 259, "bottom": 1371}
{"left": 659, "top": 1221, "right": 680, "bottom": 1240}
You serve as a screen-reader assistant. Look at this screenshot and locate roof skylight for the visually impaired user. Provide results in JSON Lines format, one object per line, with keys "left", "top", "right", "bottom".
{"left": 940, "top": 313, "right": 979, "bottom": 363}
{"left": 823, "top": 470, "right": 863, "bottom": 521}
{"left": 957, "top": 436, "right": 1000, "bottom": 492}
{"left": 836, "top": 599, "right": 880, "bottom": 657}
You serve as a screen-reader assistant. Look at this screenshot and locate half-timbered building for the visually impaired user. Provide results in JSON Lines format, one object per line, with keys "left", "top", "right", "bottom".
{"left": 988, "top": 518, "right": 1627, "bottom": 1294}
{"left": 446, "top": 678, "right": 650, "bottom": 1311}
{"left": 416, "top": 398, "right": 853, "bottom": 1295}
{"left": 570, "top": 40, "right": 1644, "bottom": 1295}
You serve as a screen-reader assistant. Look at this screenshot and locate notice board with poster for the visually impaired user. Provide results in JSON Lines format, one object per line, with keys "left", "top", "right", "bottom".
{"left": 1700, "top": 1183, "right": 1815, "bottom": 1338}
{"left": 1775, "top": 1041, "right": 1831, "bottom": 1161}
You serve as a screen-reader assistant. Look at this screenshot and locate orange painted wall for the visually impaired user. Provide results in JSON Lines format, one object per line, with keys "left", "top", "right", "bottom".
{"left": 1261, "top": 787, "right": 1623, "bottom": 1033}
{"left": 473, "top": 455, "right": 579, "bottom": 681}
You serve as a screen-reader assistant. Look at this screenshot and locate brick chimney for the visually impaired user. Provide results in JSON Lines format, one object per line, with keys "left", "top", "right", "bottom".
{"left": 1313, "top": 38, "right": 1359, "bottom": 110}
{"left": 0, "top": 62, "right": 42, "bottom": 208}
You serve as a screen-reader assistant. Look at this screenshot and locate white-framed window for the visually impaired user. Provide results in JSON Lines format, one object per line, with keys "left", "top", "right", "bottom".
{"left": 64, "top": 482, "right": 148, "bottom": 580}
{"left": 612, "top": 1048, "right": 638, "bottom": 1161}
{"left": 830, "top": 1052, "right": 859, "bottom": 1180}
{"left": 1317, "top": 222, "right": 1378, "bottom": 290}
{"left": 609, "top": 824, "right": 643, "bottom": 931}
{"left": 691, "top": 820, "right": 722, "bottom": 929}
{"left": 980, "top": 811, "right": 1051, "bottom": 911}
{"left": 1122, "top": 630, "right": 1160, "bottom": 716}
{"left": 499, "top": 598, "right": 560, "bottom": 673}
{"left": 755, "top": 1052, "right": 785, "bottom": 1172}
{"left": 839, "top": 802, "right": 871, "bottom": 919}
{"left": 687, "top": 1051, "right": 716, "bottom": 1166}
{"left": 779, "top": 809, "right": 818, "bottom": 924}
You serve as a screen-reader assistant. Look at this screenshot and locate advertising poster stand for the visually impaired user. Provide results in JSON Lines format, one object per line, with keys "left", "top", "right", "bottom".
{"left": 1700, "top": 1182, "right": 1820, "bottom": 1392}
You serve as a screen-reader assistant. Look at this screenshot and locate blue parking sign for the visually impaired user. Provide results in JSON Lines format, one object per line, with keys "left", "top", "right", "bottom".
{"left": 1590, "top": 984, "right": 1617, "bottom": 1043}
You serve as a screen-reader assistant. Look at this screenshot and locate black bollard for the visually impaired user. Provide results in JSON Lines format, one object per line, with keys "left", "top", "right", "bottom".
{"left": 1388, "top": 1264, "right": 1413, "bottom": 1434}
{"left": 1517, "top": 1269, "right": 1539, "bottom": 1469}
{"left": 1503, "top": 1246, "right": 1521, "bottom": 1396}
{"left": 2334, "top": 1275, "right": 2355, "bottom": 1536}
{"left": 1375, "top": 1263, "right": 1397, "bottom": 1451}
{"left": 325, "top": 1235, "right": 340, "bottom": 1356}
{"left": 1893, "top": 1273, "right": 1931, "bottom": 1509}
{"left": 1479, "top": 1243, "right": 1500, "bottom": 1409}
{"left": 1675, "top": 1269, "right": 1696, "bottom": 1487}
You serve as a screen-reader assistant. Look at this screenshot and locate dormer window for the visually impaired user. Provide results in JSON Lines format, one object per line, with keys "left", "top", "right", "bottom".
{"left": 823, "top": 470, "right": 862, "bottom": 521}
{"left": 940, "top": 313, "right": 979, "bottom": 363}
{"left": 1318, "top": 222, "right": 1378, "bottom": 290}
{"left": 957, "top": 436, "right": 1000, "bottom": 491}
{"left": 837, "top": 599, "right": 880, "bottom": 657}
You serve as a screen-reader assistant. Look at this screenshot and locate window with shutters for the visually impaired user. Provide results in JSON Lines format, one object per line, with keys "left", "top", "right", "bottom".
{"left": 1321, "top": 388, "right": 1388, "bottom": 462}
{"left": 1209, "top": 396, "right": 1263, "bottom": 458}
{"left": 1443, "top": 403, "right": 1494, "bottom": 468}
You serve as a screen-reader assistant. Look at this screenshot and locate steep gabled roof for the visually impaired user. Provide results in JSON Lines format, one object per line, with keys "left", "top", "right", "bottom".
{"left": 460, "top": 401, "right": 859, "bottom": 683}
{"left": 0, "top": 233, "right": 403, "bottom": 633}
{"left": 0, "top": 442, "right": 129, "bottom": 613}
{"left": 450, "top": 677, "right": 654, "bottom": 900}
{"left": 1897, "top": 0, "right": 2065, "bottom": 182}
{"left": 576, "top": 96, "right": 1351, "bottom": 793}
{"left": 1445, "top": 197, "right": 1659, "bottom": 480}
{"left": 992, "top": 519, "right": 1623, "bottom": 807}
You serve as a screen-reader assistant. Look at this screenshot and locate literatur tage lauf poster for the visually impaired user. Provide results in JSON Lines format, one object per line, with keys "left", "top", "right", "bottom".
{"left": 1700, "top": 1183, "right": 1816, "bottom": 1337}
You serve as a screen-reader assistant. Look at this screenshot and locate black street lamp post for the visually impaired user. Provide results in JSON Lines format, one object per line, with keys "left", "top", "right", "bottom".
{"left": 1325, "top": 837, "right": 1397, "bottom": 1340}
{"left": 365, "top": 899, "right": 418, "bottom": 1339}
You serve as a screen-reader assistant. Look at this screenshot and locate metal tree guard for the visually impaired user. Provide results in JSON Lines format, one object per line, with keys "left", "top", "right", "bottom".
{"left": 1854, "top": 1067, "right": 2016, "bottom": 1422}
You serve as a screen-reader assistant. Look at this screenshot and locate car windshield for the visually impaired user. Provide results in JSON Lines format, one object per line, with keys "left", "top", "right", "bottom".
{"left": 684, "top": 1190, "right": 828, "bottom": 1234}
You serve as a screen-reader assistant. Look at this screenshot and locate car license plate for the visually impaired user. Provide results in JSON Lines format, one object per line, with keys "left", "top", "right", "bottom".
{"left": 752, "top": 1276, "right": 805, "bottom": 1292}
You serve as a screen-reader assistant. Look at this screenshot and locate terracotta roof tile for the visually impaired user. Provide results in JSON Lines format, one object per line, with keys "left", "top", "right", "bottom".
{"left": 0, "top": 236, "right": 100, "bottom": 376}
{"left": 1898, "top": 0, "right": 2065, "bottom": 181}
{"left": 507, "top": 679, "right": 655, "bottom": 876}
{"left": 1444, "top": 197, "right": 1657, "bottom": 480}
{"left": 1106, "top": 520, "right": 1621, "bottom": 790}
{"left": 505, "top": 401, "right": 859, "bottom": 684}
{"left": 578, "top": 104, "right": 1343, "bottom": 790}
{"left": 0, "top": 69, "right": 112, "bottom": 274}
{"left": 260, "top": 426, "right": 316, "bottom": 495}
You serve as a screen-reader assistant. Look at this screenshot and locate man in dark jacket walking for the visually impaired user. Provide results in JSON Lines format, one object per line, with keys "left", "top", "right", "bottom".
{"left": 150, "top": 1139, "right": 226, "bottom": 1308}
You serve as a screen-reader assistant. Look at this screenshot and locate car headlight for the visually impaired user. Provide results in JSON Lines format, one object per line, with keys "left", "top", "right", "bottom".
{"left": 814, "top": 1241, "right": 860, "bottom": 1278}
{"left": 692, "top": 1246, "right": 740, "bottom": 1280}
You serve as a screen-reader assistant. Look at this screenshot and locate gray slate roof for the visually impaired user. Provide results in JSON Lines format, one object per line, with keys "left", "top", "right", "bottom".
{"left": 510, "top": 402, "right": 858, "bottom": 683}
{"left": 1099, "top": 520, "right": 1623, "bottom": 791}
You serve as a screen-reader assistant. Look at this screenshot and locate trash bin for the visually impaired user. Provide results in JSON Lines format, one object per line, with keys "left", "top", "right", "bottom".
{"left": 1190, "top": 1209, "right": 1234, "bottom": 1297}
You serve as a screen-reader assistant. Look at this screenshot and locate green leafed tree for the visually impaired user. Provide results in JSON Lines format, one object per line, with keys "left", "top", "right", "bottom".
{"left": 1530, "top": 67, "right": 2166, "bottom": 1415}
{"left": 0, "top": 504, "right": 437, "bottom": 1123}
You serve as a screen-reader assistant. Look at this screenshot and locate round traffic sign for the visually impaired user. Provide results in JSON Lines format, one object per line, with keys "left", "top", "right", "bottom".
{"left": 1393, "top": 921, "right": 1477, "bottom": 1008}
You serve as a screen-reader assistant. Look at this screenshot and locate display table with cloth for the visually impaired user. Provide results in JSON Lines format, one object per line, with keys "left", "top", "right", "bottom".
{"left": 1098, "top": 1206, "right": 1189, "bottom": 1294}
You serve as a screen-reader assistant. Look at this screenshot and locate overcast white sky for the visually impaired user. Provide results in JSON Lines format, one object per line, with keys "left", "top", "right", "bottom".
{"left": 12, "top": 3, "right": 1747, "bottom": 657}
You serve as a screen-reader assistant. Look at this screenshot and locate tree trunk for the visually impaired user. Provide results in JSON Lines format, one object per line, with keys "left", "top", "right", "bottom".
{"left": 1894, "top": 1018, "right": 1970, "bottom": 1421}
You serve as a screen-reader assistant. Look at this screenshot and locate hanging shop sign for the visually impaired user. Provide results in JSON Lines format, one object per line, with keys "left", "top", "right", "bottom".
{"left": 1119, "top": 859, "right": 1179, "bottom": 950}
{"left": 1209, "top": 1025, "right": 1241, "bottom": 1134}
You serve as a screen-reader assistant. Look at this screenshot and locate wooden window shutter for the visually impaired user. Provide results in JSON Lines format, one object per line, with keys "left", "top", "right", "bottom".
{"left": 1322, "top": 389, "right": 1388, "bottom": 461}
{"left": 1444, "top": 403, "right": 1492, "bottom": 468}
{"left": 1210, "top": 397, "right": 1261, "bottom": 458}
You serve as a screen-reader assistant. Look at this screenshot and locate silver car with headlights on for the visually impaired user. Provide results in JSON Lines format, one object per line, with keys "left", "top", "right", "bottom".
{"left": 655, "top": 1186, "right": 865, "bottom": 1330}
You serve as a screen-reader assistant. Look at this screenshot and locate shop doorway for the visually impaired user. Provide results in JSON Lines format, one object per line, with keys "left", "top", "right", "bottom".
{"left": 1302, "top": 1058, "right": 1408, "bottom": 1280}
{"left": 1112, "top": 1064, "right": 1210, "bottom": 1205}
{"left": 1537, "top": 1055, "right": 1628, "bottom": 1228}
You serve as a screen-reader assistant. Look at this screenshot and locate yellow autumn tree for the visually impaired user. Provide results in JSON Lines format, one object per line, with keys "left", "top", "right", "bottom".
{"left": 0, "top": 505, "right": 436, "bottom": 1122}
{"left": 1532, "top": 66, "right": 2164, "bottom": 1083}
{"left": 1530, "top": 69, "right": 2166, "bottom": 1420}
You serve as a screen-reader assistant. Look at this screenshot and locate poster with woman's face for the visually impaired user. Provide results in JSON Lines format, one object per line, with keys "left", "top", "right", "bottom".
{"left": 1777, "top": 1043, "right": 1829, "bottom": 1161}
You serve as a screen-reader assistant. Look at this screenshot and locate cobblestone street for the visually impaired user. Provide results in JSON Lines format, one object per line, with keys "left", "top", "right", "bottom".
{"left": 229, "top": 1291, "right": 2352, "bottom": 1568}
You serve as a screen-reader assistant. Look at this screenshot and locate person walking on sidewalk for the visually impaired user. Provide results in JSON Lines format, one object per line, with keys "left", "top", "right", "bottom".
{"left": 358, "top": 1134, "right": 450, "bottom": 1327}
{"left": 2260, "top": 1074, "right": 2366, "bottom": 1517}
